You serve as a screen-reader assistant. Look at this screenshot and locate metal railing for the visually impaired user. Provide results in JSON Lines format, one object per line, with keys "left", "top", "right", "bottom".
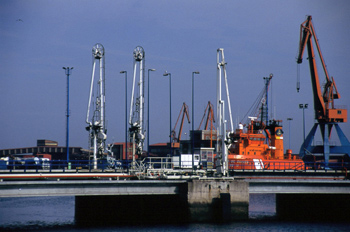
{"left": 142, "top": 157, "right": 201, "bottom": 170}
{"left": 1, "top": 158, "right": 349, "bottom": 173}
{"left": 227, "top": 159, "right": 350, "bottom": 171}
{"left": 228, "top": 160, "right": 305, "bottom": 170}
{"left": 0, "top": 159, "right": 131, "bottom": 172}
{"left": 142, "top": 157, "right": 173, "bottom": 170}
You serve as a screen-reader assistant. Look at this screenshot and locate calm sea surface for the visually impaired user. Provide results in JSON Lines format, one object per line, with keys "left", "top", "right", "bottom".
{"left": 0, "top": 194, "right": 349, "bottom": 231}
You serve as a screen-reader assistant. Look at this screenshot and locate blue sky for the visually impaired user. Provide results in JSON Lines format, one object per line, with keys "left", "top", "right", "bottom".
{"left": 1, "top": 0, "right": 349, "bottom": 154}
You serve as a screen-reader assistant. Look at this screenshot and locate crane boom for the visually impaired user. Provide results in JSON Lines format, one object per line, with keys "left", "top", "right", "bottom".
{"left": 172, "top": 102, "right": 190, "bottom": 143}
{"left": 198, "top": 101, "right": 216, "bottom": 130}
{"left": 297, "top": 15, "right": 346, "bottom": 123}
{"left": 198, "top": 101, "right": 216, "bottom": 148}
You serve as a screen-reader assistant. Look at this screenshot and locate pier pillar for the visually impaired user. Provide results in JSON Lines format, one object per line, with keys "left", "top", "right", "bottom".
{"left": 74, "top": 179, "right": 249, "bottom": 225}
{"left": 276, "top": 194, "right": 350, "bottom": 221}
{"left": 187, "top": 179, "right": 249, "bottom": 222}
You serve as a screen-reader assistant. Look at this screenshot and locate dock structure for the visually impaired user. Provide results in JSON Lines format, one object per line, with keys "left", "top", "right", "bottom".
{"left": 0, "top": 178, "right": 248, "bottom": 223}
{"left": 1, "top": 175, "right": 350, "bottom": 223}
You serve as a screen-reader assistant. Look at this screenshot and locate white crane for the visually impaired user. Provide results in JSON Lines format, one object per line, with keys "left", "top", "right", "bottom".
{"left": 129, "top": 46, "right": 145, "bottom": 164}
{"left": 86, "top": 43, "right": 107, "bottom": 169}
{"left": 216, "top": 48, "right": 234, "bottom": 176}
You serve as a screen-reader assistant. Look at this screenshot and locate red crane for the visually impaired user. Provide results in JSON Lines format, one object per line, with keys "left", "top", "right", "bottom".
{"left": 171, "top": 103, "right": 190, "bottom": 148}
{"left": 297, "top": 15, "right": 349, "bottom": 166}
{"left": 198, "top": 101, "right": 216, "bottom": 131}
{"left": 198, "top": 101, "right": 216, "bottom": 148}
{"left": 297, "top": 15, "right": 346, "bottom": 123}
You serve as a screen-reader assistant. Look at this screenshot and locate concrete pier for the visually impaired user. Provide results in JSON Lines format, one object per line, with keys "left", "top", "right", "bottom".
{"left": 1, "top": 176, "right": 349, "bottom": 224}
{"left": 187, "top": 179, "right": 249, "bottom": 222}
{"left": 75, "top": 179, "right": 249, "bottom": 225}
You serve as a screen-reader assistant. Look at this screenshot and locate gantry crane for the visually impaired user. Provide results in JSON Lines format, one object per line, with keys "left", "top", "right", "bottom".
{"left": 129, "top": 46, "right": 145, "bottom": 164}
{"left": 86, "top": 43, "right": 107, "bottom": 169}
{"left": 216, "top": 48, "right": 234, "bottom": 175}
{"left": 297, "top": 15, "right": 349, "bottom": 167}
{"left": 171, "top": 102, "right": 190, "bottom": 148}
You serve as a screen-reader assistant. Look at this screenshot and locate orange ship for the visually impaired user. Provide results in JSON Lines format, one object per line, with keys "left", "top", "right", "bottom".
{"left": 227, "top": 118, "right": 305, "bottom": 170}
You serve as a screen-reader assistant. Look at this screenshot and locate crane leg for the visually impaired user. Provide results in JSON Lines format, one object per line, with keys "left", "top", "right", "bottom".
{"left": 323, "top": 124, "right": 330, "bottom": 169}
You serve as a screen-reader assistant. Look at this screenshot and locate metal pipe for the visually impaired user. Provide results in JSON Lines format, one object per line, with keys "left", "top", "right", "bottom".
{"left": 129, "top": 61, "right": 137, "bottom": 125}
{"left": 222, "top": 54, "right": 233, "bottom": 132}
{"left": 86, "top": 62, "right": 96, "bottom": 124}
{"left": 216, "top": 49, "right": 223, "bottom": 174}
{"left": 139, "top": 60, "right": 144, "bottom": 133}
{"left": 100, "top": 54, "right": 104, "bottom": 130}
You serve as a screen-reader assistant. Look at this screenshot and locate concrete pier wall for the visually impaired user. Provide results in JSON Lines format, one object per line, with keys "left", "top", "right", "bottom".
{"left": 75, "top": 179, "right": 249, "bottom": 225}
{"left": 187, "top": 179, "right": 249, "bottom": 222}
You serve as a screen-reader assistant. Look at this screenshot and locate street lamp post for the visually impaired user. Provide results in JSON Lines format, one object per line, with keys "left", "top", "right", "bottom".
{"left": 63, "top": 67, "right": 73, "bottom": 165}
{"left": 120, "top": 71, "right": 127, "bottom": 160}
{"left": 163, "top": 72, "right": 172, "bottom": 157}
{"left": 147, "top": 69, "right": 156, "bottom": 158}
{"left": 192, "top": 71, "right": 200, "bottom": 172}
{"left": 287, "top": 118, "right": 293, "bottom": 150}
{"left": 299, "top": 104, "right": 308, "bottom": 146}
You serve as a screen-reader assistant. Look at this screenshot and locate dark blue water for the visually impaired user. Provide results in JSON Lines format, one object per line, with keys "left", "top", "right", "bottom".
{"left": 0, "top": 194, "right": 349, "bottom": 231}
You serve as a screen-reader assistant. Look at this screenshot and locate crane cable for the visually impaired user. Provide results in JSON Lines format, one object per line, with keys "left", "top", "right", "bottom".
{"left": 240, "top": 86, "right": 265, "bottom": 125}
{"left": 297, "top": 63, "right": 300, "bottom": 92}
